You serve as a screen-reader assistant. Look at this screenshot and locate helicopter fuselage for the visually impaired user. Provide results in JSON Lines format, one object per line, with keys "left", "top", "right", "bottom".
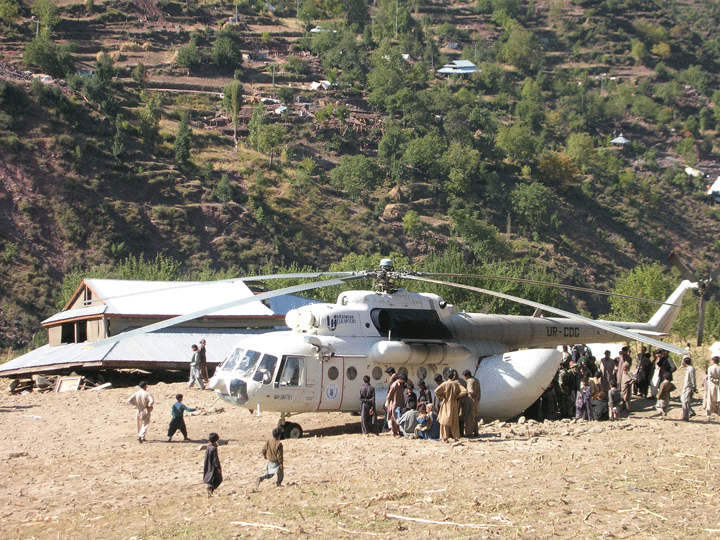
{"left": 208, "top": 281, "right": 694, "bottom": 424}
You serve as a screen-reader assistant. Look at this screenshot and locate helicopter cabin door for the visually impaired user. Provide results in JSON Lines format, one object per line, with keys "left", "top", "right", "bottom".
{"left": 317, "top": 355, "right": 344, "bottom": 410}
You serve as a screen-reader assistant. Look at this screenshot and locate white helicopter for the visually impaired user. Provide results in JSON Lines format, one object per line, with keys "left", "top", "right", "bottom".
{"left": 194, "top": 259, "right": 695, "bottom": 438}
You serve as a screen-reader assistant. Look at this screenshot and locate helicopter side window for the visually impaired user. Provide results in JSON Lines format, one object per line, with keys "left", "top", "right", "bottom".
{"left": 278, "top": 355, "right": 305, "bottom": 387}
{"left": 253, "top": 354, "right": 279, "bottom": 385}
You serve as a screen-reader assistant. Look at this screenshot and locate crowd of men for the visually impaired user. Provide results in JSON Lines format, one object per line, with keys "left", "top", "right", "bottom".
{"left": 535, "top": 344, "right": 719, "bottom": 422}
{"left": 361, "top": 367, "right": 481, "bottom": 442}
{"left": 358, "top": 345, "right": 720, "bottom": 440}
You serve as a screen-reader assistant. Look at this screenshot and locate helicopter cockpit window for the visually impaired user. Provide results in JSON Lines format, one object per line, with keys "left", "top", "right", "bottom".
{"left": 232, "top": 349, "right": 262, "bottom": 378}
{"left": 253, "top": 354, "right": 279, "bottom": 384}
{"left": 221, "top": 348, "right": 245, "bottom": 372}
{"left": 278, "top": 355, "right": 305, "bottom": 386}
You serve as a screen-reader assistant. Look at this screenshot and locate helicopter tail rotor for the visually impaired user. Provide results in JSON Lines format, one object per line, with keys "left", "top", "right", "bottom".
{"left": 668, "top": 250, "right": 719, "bottom": 346}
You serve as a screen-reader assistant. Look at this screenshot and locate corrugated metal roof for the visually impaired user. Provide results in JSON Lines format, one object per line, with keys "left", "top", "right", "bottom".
{"left": 0, "top": 327, "right": 271, "bottom": 376}
{"left": 43, "top": 305, "right": 107, "bottom": 325}
{"left": 81, "top": 279, "right": 274, "bottom": 317}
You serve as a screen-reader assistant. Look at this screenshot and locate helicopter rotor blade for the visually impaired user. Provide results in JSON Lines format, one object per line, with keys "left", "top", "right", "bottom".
{"left": 85, "top": 271, "right": 361, "bottom": 306}
{"left": 404, "top": 274, "right": 688, "bottom": 356}
{"left": 415, "top": 272, "right": 676, "bottom": 306}
{"left": 86, "top": 274, "right": 368, "bottom": 347}
{"left": 668, "top": 251, "right": 698, "bottom": 282}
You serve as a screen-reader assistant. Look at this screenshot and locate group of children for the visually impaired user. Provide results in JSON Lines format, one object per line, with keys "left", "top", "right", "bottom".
{"left": 165, "top": 393, "right": 284, "bottom": 497}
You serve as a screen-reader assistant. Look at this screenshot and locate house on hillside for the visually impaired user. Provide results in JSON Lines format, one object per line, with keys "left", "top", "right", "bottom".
{"left": 437, "top": 60, "right": 478, "bottom": 75}
{"left": 0, "top": 279, "right": 319, "bottom": 377}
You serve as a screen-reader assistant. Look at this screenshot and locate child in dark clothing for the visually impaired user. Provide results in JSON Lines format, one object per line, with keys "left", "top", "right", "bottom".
{"left": 203, "top": 432, "right": 222, "bottom": 496}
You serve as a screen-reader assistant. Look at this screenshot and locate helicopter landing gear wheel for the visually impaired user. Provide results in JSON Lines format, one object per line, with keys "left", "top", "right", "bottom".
{"left": 283, "top": 422, "right": 303, "bottom": 439}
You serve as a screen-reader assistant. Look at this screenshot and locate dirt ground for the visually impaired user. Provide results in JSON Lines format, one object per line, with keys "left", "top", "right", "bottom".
{"left": 1, "top": 375, "right": 719, "bottom": 540}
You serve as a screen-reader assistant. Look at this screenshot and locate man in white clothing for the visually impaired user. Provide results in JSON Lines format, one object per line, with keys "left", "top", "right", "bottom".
{"left": 128, "top": 381, "right": 154, "bottom": 443}
{"left": 681, "top": 357, "right": 697, "bottom": 421}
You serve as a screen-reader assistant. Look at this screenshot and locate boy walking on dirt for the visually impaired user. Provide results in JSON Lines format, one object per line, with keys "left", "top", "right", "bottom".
{"left": 167, "top": 394, "right": 196, "bottom": 442}
{"left": 255, "top": 428, "right": 284, "bottom": 488}
{"left": 203, "top": 432, "right": 223, "bottom": 496}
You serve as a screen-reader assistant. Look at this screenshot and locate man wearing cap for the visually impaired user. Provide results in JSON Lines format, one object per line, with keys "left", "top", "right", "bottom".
{"left": 599, "top": 350, "right": 614, "bottom": 394}
{"left": 434, "top": 369, "right": 468, "bottom": 442}
{"left": 681, "top": 357, "right": 697, "bottom": 421}
{"left": 188, "top": 344, "right": 205, "bottom": 390}
{"left": 384, "top": 368, "right": 405, "bottom": 436}
{"left": 463, "top": 369, "right": 480, "bottom": 437}
{"left": 128, "top": 381, "right": 154, "bottom": 443}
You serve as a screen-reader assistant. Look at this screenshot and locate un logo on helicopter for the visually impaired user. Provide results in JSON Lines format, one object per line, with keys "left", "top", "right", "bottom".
{"left": 325, "top": 384, "right": 339, "bottom": 399}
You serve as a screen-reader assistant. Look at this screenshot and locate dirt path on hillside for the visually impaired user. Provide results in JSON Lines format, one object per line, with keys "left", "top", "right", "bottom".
{"left": 1, "top": 377, "right": 719, "bottom": 539}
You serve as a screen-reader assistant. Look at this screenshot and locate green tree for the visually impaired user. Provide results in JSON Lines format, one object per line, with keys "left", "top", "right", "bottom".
{"left": 223, "top": 80, "right": 244, "bottom": 143}
{"left": 0, "top": 0, "right": 19, "bottom": 26}
{"left": 502, "top": 28, "right": 541, "bottom": 72}
{"left": 112, "top": 120, "right": 126, "bottom": 161}
{"left": 257, "top": 124, "right": 285, "bottom": 166}
{"left": 330, "top": 154, "right": 382, "bottom": 200}
{"left": 449, "top": 208, "right": 509, "bottom": 260}
{"left": 496, "top": 124, "right": 537, "bottom": 164}
{"left": 214, "top": 173, "right": 236, "bottom": 203}
{"left": 139, "top": 93, "right": 162, "bottom": 147}
{"left": 211, "top": 34, "right": 242, "bottom": 71}
{"left": 441, "top": 142, "right": 483, "bottom": 196}
{"left": 631, "top": 39, "right": 649, "bottom": 65}
{"left": 402, "top": 132, "right": 446, "bottom": 181}
{"left": 176, "top": 40, "right": 200, "bottom": 70}
{"left": 247, "top": 102, "right": 265, "bottom": 150}
{"left": 174, "top": 112, "right": 192, "bottom": 166}
{"left": 510, "top": 181, "right": 552, "bottom": 228}
{"left": 278, "top": 86, "right": 295, "bottom": 105}
{"left": 566, "top": 132, "right": 595, "bottom": 168}
{"left": 95, "top": 52, "right": 116, "bottom": 83}
{"left": 31, "top": 0, "right": 59, "bottom": 37}
{"left": 132, "top": 62, "right": 147, "bottom": 88}
{"left": 402, "top": 210, "right": 423, "bottom": 239}
{"left": 609, "top": 263, "right": 672, "bottom": 323}
{"left": 23, "top": 36, "right": 74, "bottom": 78}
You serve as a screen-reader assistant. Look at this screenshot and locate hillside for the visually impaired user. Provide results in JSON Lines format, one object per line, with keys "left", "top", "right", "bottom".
{"left": 2, "top": 0, "right": 720, "bottom": 353}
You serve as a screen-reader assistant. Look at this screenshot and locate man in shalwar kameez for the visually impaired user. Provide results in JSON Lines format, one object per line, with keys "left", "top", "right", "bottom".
{"left": 128, "top": 381, "right": 154, "bottom": 443}
{"left": 384, "top": 369, "right": 405, "bottom": 436}
{"left": 463, "top": 369, "right": 481, "bottom": 437}
{"left": 434, "top": 370, "right": 468, "bottom": 442}
{"left": 706, "top": 356, "right": 720, "bottom": 418}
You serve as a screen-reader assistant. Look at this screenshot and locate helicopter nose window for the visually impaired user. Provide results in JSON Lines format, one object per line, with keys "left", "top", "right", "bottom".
{"left": 253, "top": 354, "right": 279, "bottom": 384}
